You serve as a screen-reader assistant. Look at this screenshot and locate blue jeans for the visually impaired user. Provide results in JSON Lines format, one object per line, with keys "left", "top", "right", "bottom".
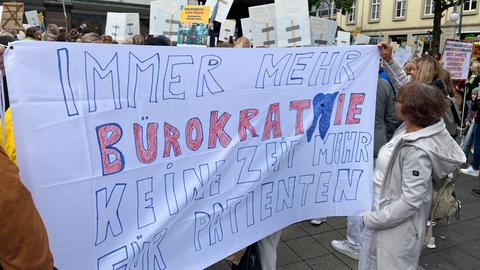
{"left": 464, "top": 122, "right": 476, "bottom": 155}
{"left": 473, "top": 123, "right": 480, "bottom": 170}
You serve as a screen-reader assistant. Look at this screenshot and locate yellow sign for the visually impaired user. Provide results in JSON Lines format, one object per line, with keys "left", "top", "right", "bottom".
{"left": 179, "top": 5, "right": 210, "bottom": 24}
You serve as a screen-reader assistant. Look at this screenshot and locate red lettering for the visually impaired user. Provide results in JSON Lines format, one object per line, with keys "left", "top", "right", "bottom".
{"left": 289, "top": 100, "right": 311, "bottom": 135}
{"left": 134, "top": 123, "right": 159, "bottom": 164}
{"left": 238, "top": 109, "right": 259, "bottom": 141}
{"left": 346, "top": 93, "right": 365, "bottom": 124}
{"left": 185, "top": 117, "right": 203, "bottom": 151}
{"left": 208, "top": 111, "right": 232, "bottom": 149}
{"left": 163, "top": 122, "right": 182, "bottom": 157}
{"left": 96, "top": 123, "right": 124, "bottom": 175}
{"left": 262, "top": 103, "right": 282, "bottom": 140}
{"left": 335, "top": 94, "right": 345, "bottom": 125}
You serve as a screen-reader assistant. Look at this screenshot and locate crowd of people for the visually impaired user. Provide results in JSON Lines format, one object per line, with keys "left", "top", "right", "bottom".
{"left": 0, "top": 22, "right": 479, "bottom": 270}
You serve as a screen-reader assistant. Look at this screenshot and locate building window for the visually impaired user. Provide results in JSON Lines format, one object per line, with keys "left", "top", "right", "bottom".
{"left": 320, "top": 1, "right": 330, "bottom": 17}
{"left": 395, "top": 0, "right": 406, "bottom": 18}
{"left": 370, "top": 0, "right": 381, "bottom": 20}
{"left": 424, "top": 0, "right": 434, "bottom": 16}
{"left": 347, "top": 0, "right": 356, "bottom": 23}
{"left": 463, "top": 0, "right": 477, "bottom": 11}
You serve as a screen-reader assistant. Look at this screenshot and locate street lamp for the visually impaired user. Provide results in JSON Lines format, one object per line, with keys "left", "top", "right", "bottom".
{"left": 450, "top": 0, "right": 465, "bottom": 39}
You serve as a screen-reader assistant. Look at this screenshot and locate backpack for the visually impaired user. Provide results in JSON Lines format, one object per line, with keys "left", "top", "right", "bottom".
{"left": 231, "top": 243, "right": 262, "bottom": 270}
{"left": 442, "top": 97, "right": 461, "bottom": 138}
{"left": 430, "top": 172, "right": 461, "bottom": 222}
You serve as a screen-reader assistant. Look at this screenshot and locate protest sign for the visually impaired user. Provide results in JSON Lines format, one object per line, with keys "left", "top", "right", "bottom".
{"left": 6, "top": 41, "right": 378, "bottom": 270}
{"left": 413, "top": 35, "right": 425, "bottom": 56}
{"left": 149, "top": 0, "right": 186, "bottom": 41}
{"left": 106, "top": 12, "right": 140, "bottom": 42}
{"left": 178, "top": 5, "right": 210, "bottom": 46}
{"left": 337, "top": 31, "right": 351, "bottom": 46}
{"left": 205, "top": 0, "right": 234, "bottom": 24}
{"left": 1, "top": 2, "right": 24, "bottom": 30}
{"left": 25, "top": 10, "right": 40, "bottom": 27}
{"left": 394, "top": 47, "right": 413, "bottom": 67}
{"left": 249, "top": 4, "right": 277, "bottom": 48}
{"left": 240, "top": 17, "right": 253, "bottom": 43}
{"left": 309, "top": 17, "right": 337, "bottom": 46}
{"left": 442, "top": 40, "right": 474, "bottom": 80}
{"left": 275, "top": 0, "right": 311, "bottom": 47}
{"left": 472, "top": 42, "right": 480, "bottom": 60}
{"left": 354, "top": 34, "right": 371, "bottom": 45}
{"left": 219, "top": 19, "right": 236, "bottom": 42}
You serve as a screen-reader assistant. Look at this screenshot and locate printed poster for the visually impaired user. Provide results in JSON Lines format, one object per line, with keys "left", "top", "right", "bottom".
{"left": 205, "top": 0, "right": 234, "bottom": 24}
{"left": 275, "top": 0, "right": 311, "bottom": 47}
{"left": 336, "top": 31, "right": 351, "bottom": 46}
{"left": 105, "top": 12, "right": 140, "bottom": 42}
{"left": 443, "top": 40, "right": 473, "bottom": 80}
{"left": 240, "top": 17, "right": 253, "bottom": 43}
{"left": 178, "top": 5, "right": 210, "bottom": 47}
{"left": 5, "top": 41, "right": 378, "bottom": 270}
{"left": 309, "top": 16, "right": 337, "bottom": 46}
{"left": 219, "top": 19, "right": 236, "bottom": 42}
{"left": 354, "top": 34, "right": 371, "bottom": 45}
{"left": 249, "top": 4, "right": 277, "bottom": 48}
{"left": 149, "top": 0, "right": 186, "bottom": 41}
{"left": 25, "top": 10, "right": 40, "bottom": 27}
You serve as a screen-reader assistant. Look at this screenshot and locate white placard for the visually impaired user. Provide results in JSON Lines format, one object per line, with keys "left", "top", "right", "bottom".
{"left": 249, "top": 4, "right": 277, "bottom": 48}
{"left": 354, "top": 34, "right": 370, "bottom": 45}
{"left": 240, "top": 17, "right": 253, "bottom": 43}
{"left": 219, "top": 19, "right": 236, "bottom": 42}
{"left": 106, "top": 12, "right": 140, "bottom": 42}
{"left": 25, "top": 10, "right": 39, "bottom": 27}
{"left": 336, "top": 31, "right": 351, "bottom": 46}
{"left": 309, "top": 17, "right": 337, "bottom": 46}
{"left": 5, "top": 41, "right": 378, "bottom": 270}
{"left": 275, "top": 0, "right": 311, "bottom": 47}
{"left": 205, "top": 0, "right": 234, "bottom": 24}
{"left": 149, "top": 0, "right": 186, "bottom": 41}
{"left": 443, "top": 40, "right": 474, "bottom": 80}
{"left": 394, "top": 48, "right": 413, "bottom": 67}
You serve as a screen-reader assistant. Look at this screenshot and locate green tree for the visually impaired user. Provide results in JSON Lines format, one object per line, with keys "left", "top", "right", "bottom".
{"left": 309, "top": 0, "right": 354, "bottom": 15}
{"left": 431, "top": 0, "right": 461, "bottom": 55}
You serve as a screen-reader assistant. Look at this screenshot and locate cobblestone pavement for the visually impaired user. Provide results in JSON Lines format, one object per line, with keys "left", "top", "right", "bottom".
{"left": 207, "top": 173, "right": 480, "bottom": 270}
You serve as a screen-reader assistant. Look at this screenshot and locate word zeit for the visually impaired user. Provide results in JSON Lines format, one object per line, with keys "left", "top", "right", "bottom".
{"left": 56, "top": 48, "right": 365, "bottom": 175}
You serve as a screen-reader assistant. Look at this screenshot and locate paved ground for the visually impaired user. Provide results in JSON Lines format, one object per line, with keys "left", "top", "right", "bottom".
{"left": 206, "top": 173, "right": 480, "bottom": 270}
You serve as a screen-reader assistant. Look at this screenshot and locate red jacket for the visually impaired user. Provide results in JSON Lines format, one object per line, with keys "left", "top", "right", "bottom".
{"left": 0, "top": 147, "right": 54, "bottom": 270}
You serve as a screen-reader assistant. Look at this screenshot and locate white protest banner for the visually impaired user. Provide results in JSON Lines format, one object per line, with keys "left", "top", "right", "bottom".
{"left": 275, "top": 0, "right": 311, "bottom": 47}
{"left": 5, "top": 41, "right": 378, "bottom": 270}
{"left": 149, "top": 0, "right": 186, "bottom": 41}
{"left": 25, "top": 10, "right": 40, "bottom": 27}
{"left": 240, "top": 17, "right": 253, "bottom": 43}
{"left": 106, "top": 12, "right": 140, "bottom": 42}
{"left": 394, "top": 47, "right": 413, "bottom": 67}
{"left": 337, "top": 31, "right": 351, "bottom": 46}
{"left": 310, "top": 16, "right": 337, "bottom": 46}
{"left": 205, "top": 0, "right": 234, "bottom": 24}
{"left": 249, "top": 4, "right": 277, "bottom": 48}
{"left": 219, "top": 19, "right": 236, "bottom": 42}
{"left": 443, "top": 39, "right": 474, "bottom": 80}
{"left": 354, "top": 34, "right": 370, "bottom": 45}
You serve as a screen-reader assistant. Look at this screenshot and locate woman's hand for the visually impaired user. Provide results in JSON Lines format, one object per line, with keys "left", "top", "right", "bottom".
{"left": 378, "top": 42, "right": 393, "bottom": 63}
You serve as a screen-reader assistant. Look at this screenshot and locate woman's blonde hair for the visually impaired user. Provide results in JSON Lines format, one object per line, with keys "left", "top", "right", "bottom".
{"left": 234, "top": 37, "right": 251, "bottom": 48}
{"left": 415, "top": 55, "right": 441, "bottom": 83}
{"left": 126, "top": 34, "right": 145, "bottom": 45}
{"left": 471, "top": 60, "right": 480, "bottom": 74}
{"left": 404, "top": 61, "right": 415, "bottom": 75}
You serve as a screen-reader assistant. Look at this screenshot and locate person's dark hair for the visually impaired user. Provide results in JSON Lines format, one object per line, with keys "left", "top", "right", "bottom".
{"left": 26, "top": 27, "right": 40, "bottom": 39}
{"left": 396, "top": 81, "right": 447, "bottom": 127}
{"left": 0, "top": 31, "right": 16, "bottom": 46}
{"left": 145, "top": 35, "right": 171, "bottom": 46}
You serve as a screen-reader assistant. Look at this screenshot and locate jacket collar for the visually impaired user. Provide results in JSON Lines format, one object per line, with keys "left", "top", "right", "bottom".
{"left": 395, "top": 120, "right": 445, "bottom": 142}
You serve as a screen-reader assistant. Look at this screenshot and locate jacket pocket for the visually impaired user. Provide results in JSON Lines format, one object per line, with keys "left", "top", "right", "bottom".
{"left": 409, "top": 217, "right": 419, "bottom": 239}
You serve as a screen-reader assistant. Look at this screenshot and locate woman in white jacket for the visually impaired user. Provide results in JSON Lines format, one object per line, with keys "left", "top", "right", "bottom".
{"left": 359, "top": 81, "right": 466, "bottom": 270}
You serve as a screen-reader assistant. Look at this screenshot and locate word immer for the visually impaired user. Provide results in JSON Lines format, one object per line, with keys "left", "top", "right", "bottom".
{"left": 56, "top": 48, "right": 361, "bottom": 117}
